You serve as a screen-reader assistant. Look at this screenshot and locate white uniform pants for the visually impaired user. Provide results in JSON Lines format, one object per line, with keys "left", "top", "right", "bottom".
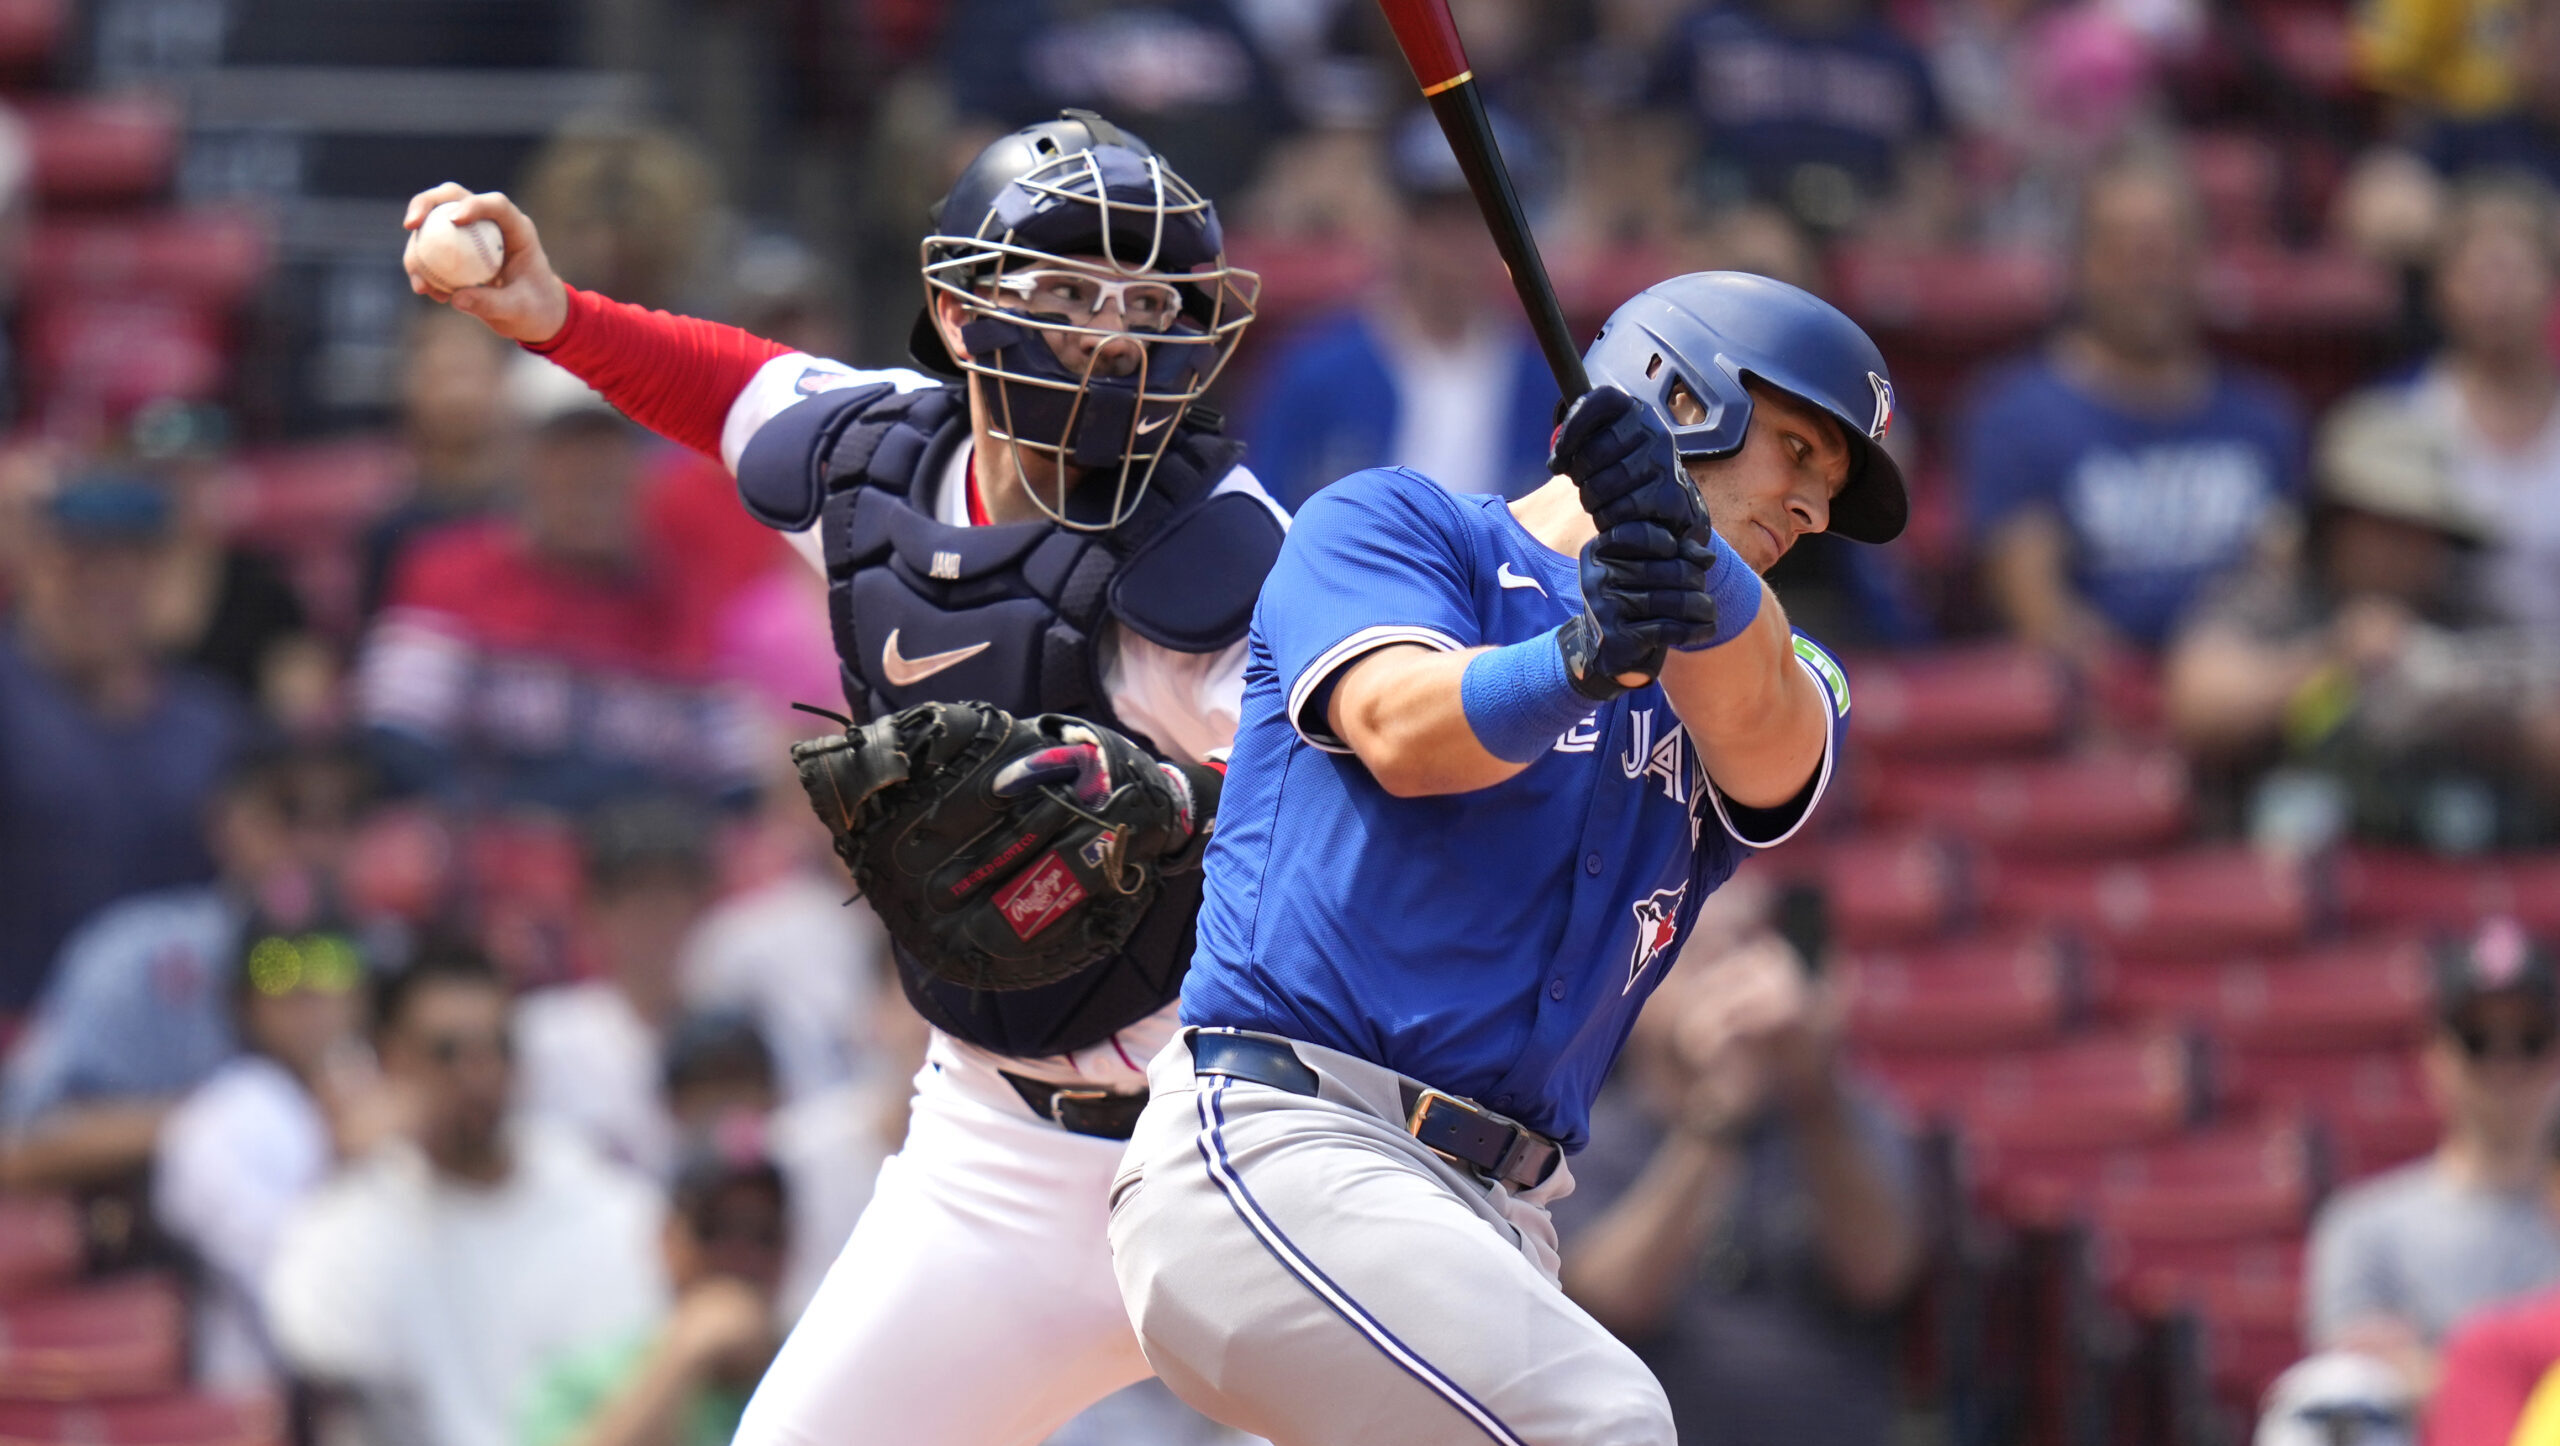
{"left": 734, "top": 1048, "right": 1153, "bottom": 1446}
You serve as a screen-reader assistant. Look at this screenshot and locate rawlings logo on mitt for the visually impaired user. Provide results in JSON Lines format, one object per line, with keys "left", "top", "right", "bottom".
{"left": 791, "top": 701, "right": 1218, "bottom": 993}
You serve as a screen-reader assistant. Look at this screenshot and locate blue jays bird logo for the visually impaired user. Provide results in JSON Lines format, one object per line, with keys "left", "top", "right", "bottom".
{"left": 1867, "top": 373, "right": 1894, "bottom": 441}
{"left": 1626, "top": 885, "right": 1687, "bottom": 994}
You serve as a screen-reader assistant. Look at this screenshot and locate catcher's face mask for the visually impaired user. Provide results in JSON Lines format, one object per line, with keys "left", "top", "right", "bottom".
{"left": 920, "top": 144, "right": 1258, "bottom": 532}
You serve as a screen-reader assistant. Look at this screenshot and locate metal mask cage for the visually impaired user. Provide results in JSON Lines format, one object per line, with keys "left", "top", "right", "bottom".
{"left": 917, "top": 148, "right": 1260, "bottom": 532}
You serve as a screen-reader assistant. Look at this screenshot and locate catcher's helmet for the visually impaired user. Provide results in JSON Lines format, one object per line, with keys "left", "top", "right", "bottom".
{"left": 1583, "top": 272, "right": 1907, "bottom": 545}
{"left": 912, "top": 110, "right": 1258, "bottom": 532}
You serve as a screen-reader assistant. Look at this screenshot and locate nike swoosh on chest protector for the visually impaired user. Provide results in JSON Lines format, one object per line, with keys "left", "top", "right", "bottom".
{"left": 1497, "top": 562, "right": 1546, "bottom": 594}
{"left": 881, "top": 629, "right": 993, "bottom": 687}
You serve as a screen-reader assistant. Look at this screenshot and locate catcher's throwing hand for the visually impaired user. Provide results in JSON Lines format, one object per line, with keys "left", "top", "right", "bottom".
{"left": 793, "top": 701, "right": 1218, "bottom": 994}
{"left": 399, "top": 182, "right": 570, "bottom": 346}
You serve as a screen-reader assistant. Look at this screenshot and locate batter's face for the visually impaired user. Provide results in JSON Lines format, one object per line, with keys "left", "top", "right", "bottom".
{"left": 1676, "top": 379, "right": 1852, "bottom": 572}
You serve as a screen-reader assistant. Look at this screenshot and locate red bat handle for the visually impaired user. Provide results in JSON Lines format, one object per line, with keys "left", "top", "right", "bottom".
{"left": 1378, "top": 0, "right": 1472, "bottom": 93}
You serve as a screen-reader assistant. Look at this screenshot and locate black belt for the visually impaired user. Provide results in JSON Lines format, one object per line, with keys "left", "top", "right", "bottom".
{"left": 1191, "top": 1031, "right": 1562, "bottom": 1191}
{"left": 1001, "top": 1071, "right": 1149, "bottom": 1140}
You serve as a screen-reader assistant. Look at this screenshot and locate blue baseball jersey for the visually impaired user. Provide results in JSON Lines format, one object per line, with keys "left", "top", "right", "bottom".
{"left": 1183, "top": 467, "right": 1852, "bottom": 1151}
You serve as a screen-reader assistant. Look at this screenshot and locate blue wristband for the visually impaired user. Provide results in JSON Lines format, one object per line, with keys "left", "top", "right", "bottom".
{"left": 1675, "top": 529, "right": 1764, "bottom": 651}
{"left": 1461, "top": 632, "right": 1596, "bottom": 764}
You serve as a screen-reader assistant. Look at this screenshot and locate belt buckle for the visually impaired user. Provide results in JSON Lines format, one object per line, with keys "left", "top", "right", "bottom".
{"left": 1405, "top": 1087, "right": 1489, "bottom": 1175}
{"left": 1048, "top": 1086, "right": 1114, "bottom": 1128}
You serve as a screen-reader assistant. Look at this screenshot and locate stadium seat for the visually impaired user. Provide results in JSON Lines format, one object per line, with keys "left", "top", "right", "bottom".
{"left": 2218, "top": 1048, "right": 2438, "bottom": 1182}
{"left": 0, "top": 1392, "right": 282, "bottom": 1446}
{"left": 1833, "top": 247, "right": 2061, "bottom": 336}
{"left": 0, "top": 1197, "right": 81, "bottom": 1299}
{"left": 0, "top": 0, "right": 62, "bottom": 71}
{"left": 1977, "top": 1118, "right": 2321, "bottom": 1235}
{"left": 1974, "top": 848, "right": 2316, "bottom": 955}
{"left": 0, "top": 1275, "right": 185, "bottom": 1401}
{"left": 1762, "top": 831, "right": 1965, "bottom": 948}
{"left": 1841, "top": 646, "right": 2073, "bottom": 758}
{"left": 2092, "top": 937, "right": 2431, "bottom": 1050}
{"left": 2332, "top": 850, "right": 2560, "bottom": 934}
{"left": 2098, "top": 1236, "right": 2303, "bottom": 1323}
{"left": 21, "top": 298, "right": 229, "bottom": 429}
{"left": 2186, "top": 133, "right": 2280, "bottom": 248}
{"left": 25, "top": 212, "right": 273, "bottom": 308}
{"left": 1840, "top": 931, "right": 2080, "bottom": 1051}
{"left": 24, "top": 95, "right": 179, "bottom": 206}
{"left": 2203, "top": 247, "right": 2396, "bottom": 335}
{"left": 1870, "top": 1029, "right": 2203, "bottom": 1152}
{"left": 1857, "top": 749, "right": 2190, "bottom": 854}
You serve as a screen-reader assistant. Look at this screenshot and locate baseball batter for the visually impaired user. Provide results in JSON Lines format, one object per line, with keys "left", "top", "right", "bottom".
{"left": 1107, "top": 272, "right": 1908, "bottom": 1446}
{"left": 401, "top": 112, "right": 1283, "bottom": 1445}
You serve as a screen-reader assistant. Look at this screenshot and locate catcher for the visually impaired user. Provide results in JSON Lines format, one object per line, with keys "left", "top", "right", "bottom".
{"left": 399, "top": 110, "right": 1283, "bottom": 1444}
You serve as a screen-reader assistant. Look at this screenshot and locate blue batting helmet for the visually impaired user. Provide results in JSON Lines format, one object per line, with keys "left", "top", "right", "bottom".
{"left": 1583, "top": 272, "right": 1907, "bottom": 545}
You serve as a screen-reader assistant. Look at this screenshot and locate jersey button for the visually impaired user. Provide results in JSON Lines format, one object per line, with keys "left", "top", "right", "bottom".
{"left": 1583, "top": 852, "right": 1602, "bottom": 875}
{"left": 1548, "top": 978, "right": 1566, "bottom": 1001}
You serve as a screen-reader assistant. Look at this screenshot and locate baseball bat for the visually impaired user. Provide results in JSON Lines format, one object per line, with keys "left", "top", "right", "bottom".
{"left": 1375, "top": 0, "right": 1589, "bottom": 401}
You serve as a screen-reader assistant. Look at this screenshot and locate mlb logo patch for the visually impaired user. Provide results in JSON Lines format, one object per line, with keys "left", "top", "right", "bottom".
{"left": 996, "top": 851, "right": 1087, "bottom": 940}
{"left": 796, "top": 366, "right": 859, "bottom": 397}
{"left": 1079, "top": 830, "right": 1119, "bottom": 871}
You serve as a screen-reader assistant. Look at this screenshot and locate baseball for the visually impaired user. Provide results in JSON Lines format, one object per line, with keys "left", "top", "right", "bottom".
{"left": 413, "top": 200, "right": 505, "bottom": 290}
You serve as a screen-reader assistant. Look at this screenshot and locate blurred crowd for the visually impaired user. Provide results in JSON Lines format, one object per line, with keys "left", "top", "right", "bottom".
{"left": 5, "top": 0, "right": 2560, "bottom": 1440}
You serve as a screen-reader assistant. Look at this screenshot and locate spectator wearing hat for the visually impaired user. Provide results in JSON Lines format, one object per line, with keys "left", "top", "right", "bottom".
{"left": 354, "top": 360, "right": 765, "bottom": 816}
{"left": 2307, "top": 919, "right": 2560, "bottom": 1396}
{"left": 515, "top": 799, "right": 725, "bottom": 1177}
{"left": 0, "top": 471, "right": 253, "bottom": 1002}
{"left": 1963, "top": 150, "right": 2305, "bottom": 667}
{"left": 2254, "top": 1351, "right": 2418, "bottom": 1446}
{"left": 264, "top": 942, "right": 667, "bottom": 1446}
{"left": 0, "top": 744, "right": 365, "bottom": 1193}
{"left": 518, "top": 1133, "right": 789, "bottom": 1446}
{"left": 1244, "top": 106, "right": 1563, "bottom": 511}
{"left": 2166, "top": 387, "right": 2560, "bottom": 847}
{"left": 154, "top": 915, "right": 388, "bottom": 1387}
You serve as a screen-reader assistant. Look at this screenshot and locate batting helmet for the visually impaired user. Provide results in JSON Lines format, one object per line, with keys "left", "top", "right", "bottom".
{"left": 1583, "top": 272, "right": 1907, "bottom": 545}
{"left": 912, "top": 110, "right": 1259, "bottom": 532}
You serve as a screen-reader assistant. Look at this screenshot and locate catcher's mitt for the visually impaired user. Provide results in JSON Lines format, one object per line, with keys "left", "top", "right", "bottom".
{"left": 791, "top": 701, "right": 1218, "bottom": 993}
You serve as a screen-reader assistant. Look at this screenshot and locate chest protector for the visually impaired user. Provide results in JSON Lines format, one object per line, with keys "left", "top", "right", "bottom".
{"left": 742, "top": 378, "right": 1277, "bottom": 1056}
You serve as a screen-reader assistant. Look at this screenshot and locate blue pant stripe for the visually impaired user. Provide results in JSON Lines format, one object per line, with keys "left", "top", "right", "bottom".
{"left": 1192, "top": 1076, "right": 1529, "bottom": 1446}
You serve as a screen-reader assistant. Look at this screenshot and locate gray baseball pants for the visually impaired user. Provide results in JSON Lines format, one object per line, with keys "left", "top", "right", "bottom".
{"left": 1107, "top": 1028, "right": 1674, "bottom": 1446}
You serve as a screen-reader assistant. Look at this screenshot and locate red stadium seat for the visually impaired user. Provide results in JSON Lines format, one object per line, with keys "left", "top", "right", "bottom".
{"left": 2203, "top": 247, "right": 2396, "bottom": 335}
{"left": 0, "top": 1392, "right": 283, "bottom": 1446}
{"left": 1761, "top": 831, "right": 1965, "bottom": 948}
{"left": 1839, "top": 931, "right": 2078, "bottom": 1051}
{"left": 2098, "top": 1236, "right": 2303, "bottom": 1322}
{"left": 2187, "top": 133, "right": 2280, "bottom": 249}
{"left": 1871, "top": 1030, "right": 2201, "bottom": 1154}
{"left": 1974, "top": 848, "right": 2316, "bottom": 955}
{"left": 25, "top": 212, "right": 272, "bottom": 308}
{"left": 1857, "top": 749, "right": 2190, "bottom": 854}
{"left": 24, "top": 95, "right": 178, "bottom": 206}
{"left": 1977, "top": 1118, "right": 2320, "bottom": 1234}
{"left": 2219, "top": 1049, "right": 2439, "bottom": 1182}
{"left": 0, "top": 1276, "right": 185, "bottom": 1401}
{"left": 1833, "top": 247, "right": 2061, "bottom": 335}
{"left": 0, "top": 0, "right": 62, "bottom": 71}
{"left": 2333, "top": 850, "right": 2560, "bottom": 934}
{"left": 2093, "top": 937, "right": 2431, "bottom": 1050}
{"left": 22, "top": 298, "right": 229, "bottom": 429}
{"left": 0, "top": 1197, "right": 81, "bottom": 1299}
{"left": 1842, "top": 646, "right": 2073, "bottom": 759}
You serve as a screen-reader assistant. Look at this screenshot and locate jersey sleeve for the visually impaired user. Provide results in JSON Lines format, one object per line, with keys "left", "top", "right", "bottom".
{"left": 526, "top": 286, "right": 792, "bottom": 458}
{"left": 1705, "top": 631, "right": 1850, "bottom": 848}
{"left": 1257, "top": 468, "right": 1483, "bottom": 753}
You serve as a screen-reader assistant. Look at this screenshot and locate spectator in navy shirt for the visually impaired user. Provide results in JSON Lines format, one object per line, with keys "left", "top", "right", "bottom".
{"left": 1245, "top": 106, "right": 1561, "bottom": 511}
{"left": 1964, "top": 152, "right": 2304, "bottom": 663}
{"left": 1645, "top": 0, "right": 1959, "bottom": 237}
{"left": 0, "top": 473, "right": 252, "bottom": 1005}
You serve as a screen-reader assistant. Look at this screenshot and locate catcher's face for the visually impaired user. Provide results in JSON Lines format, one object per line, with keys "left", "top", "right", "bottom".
{"left": 940, "top": 255, "right": 1191, "bottom": 383}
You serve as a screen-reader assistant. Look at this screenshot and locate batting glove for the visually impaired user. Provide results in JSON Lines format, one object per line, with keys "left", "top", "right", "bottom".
{"left": 1550, "top": 386, "right": 1712, "bottom": 542}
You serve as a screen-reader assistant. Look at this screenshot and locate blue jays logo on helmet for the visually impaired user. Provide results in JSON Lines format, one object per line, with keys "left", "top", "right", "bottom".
{"left": 1581, "top": 272, "right": 1908, "bottom": 545}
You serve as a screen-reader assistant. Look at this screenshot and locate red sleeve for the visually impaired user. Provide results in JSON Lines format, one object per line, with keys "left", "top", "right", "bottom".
{"left": 526, "top": 286, "right": 792, "bottom": 460}
{"left": 2429, "top": 1300, "right": 2560, "bottom": 1446}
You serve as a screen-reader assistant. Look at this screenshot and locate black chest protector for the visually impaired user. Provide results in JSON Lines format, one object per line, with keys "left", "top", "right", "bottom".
{"left": 736, "top": 376, "right": 1281, "bottom": 1056}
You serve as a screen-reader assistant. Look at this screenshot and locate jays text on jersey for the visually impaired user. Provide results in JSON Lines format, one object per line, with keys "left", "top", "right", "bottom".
{"left": 1184, "top": 466, "right": 1853, "bottom": 1151}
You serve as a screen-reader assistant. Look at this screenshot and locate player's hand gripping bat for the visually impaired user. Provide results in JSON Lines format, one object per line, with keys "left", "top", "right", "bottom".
{"left": 1374, "top": 0, "right": 1589, "bottom": 400}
